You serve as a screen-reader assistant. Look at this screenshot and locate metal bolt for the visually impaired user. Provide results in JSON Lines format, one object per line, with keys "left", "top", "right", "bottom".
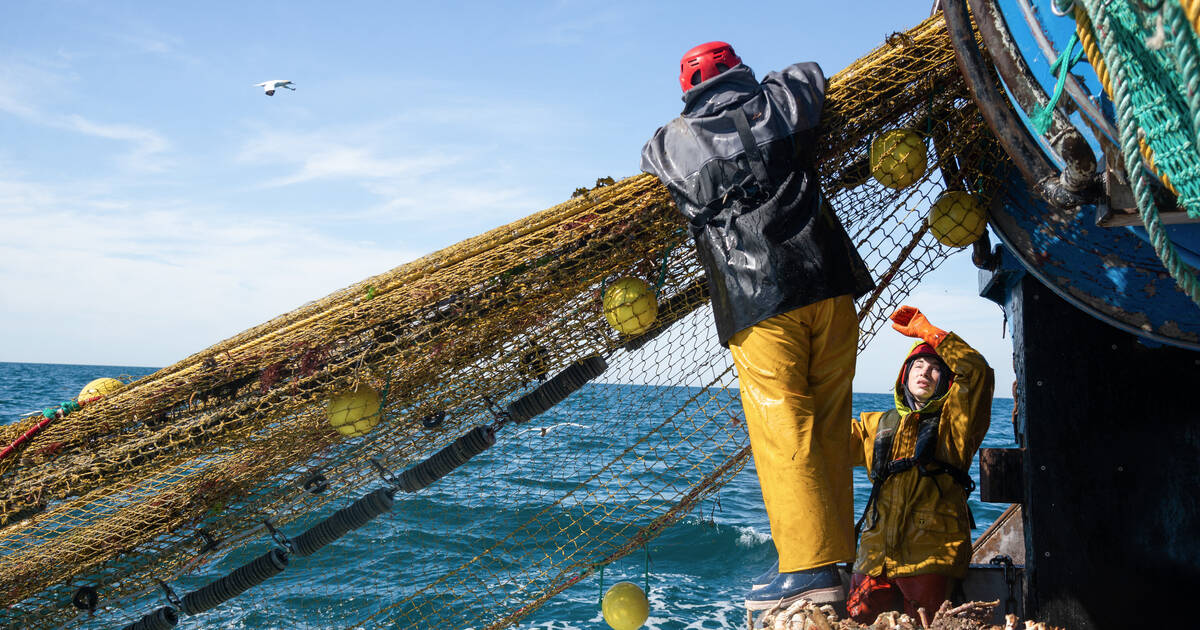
{"left": 1111, "top": 344, "right": 1118, "bottom": 350}
{"left": 1036, "top": 380, "right": 1043, "bottom": 386}
{"left": 1117, "top": 466, "right": 1124, "bottom": 472}
{"left": 1044, "top": 551, "right": 1051, "bottom": 558}
{"left": 1040, "top": 465, "right": 1046, "bottom": 471}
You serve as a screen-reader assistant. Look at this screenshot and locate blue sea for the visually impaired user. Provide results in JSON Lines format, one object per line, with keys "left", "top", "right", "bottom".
{"left": 0, "top": 362, "right": 1017, "bottom": 629}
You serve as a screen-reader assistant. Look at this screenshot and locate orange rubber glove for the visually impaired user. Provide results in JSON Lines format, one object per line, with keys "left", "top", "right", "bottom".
{"left": 890, "top": 305, "right": 948, "bottom": 347}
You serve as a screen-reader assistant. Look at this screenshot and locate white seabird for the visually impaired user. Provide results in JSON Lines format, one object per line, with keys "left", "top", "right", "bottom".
{"left": 254, "top": 80, "right": 295, "bottom": 96}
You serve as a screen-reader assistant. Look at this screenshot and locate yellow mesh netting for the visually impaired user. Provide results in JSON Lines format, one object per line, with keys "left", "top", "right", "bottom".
{"left": 0, "top": 13, "right": 1008, "bottom": 629}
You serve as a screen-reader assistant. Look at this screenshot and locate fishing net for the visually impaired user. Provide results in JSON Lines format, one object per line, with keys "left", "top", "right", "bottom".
{"left": 1073, "top": 0, "right": 1200, "bottom": 305}
{"left": 0, "top": 12, "right": 1010, "bottom": 630}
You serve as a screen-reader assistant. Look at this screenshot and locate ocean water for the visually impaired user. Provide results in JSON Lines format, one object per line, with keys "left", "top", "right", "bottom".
{"left": 0, "top": 362, "right": 1017, "bottom": 629}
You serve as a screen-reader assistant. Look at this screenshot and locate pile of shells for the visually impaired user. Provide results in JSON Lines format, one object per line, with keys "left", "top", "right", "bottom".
{"left": 755, "top": 599, "right": 1065, "bottom": 630}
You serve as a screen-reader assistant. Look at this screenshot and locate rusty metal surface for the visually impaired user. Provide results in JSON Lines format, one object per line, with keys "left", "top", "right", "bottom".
{"left": 971, "top": 0, "right": 1101, "bottom": 197}
{"left": 971, "top": 504, "right": 1026, "bottom": 565}
{"left": 987, "top": 165, "right": 1200, "bottom": 348}
{"left": 943, "top": 0, "right": 1057, "bottom": 195}
{"left": 968, "top": 0, "right": 1073, "bottom": 146}
{"left": 946, "top": 0, "right": 1200, "bottom": 347}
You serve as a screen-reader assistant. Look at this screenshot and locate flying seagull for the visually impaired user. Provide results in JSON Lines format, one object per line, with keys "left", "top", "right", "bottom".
{"left": 254, "top": 80, "right": 295, "bottom": 96}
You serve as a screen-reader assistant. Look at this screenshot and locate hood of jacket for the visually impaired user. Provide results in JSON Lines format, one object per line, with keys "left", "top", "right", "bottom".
{"left": 680, "top": 64, "right": 760, "bottom": 116}
{"left": 893, "top": 340, "right": 954, "bottom": 415}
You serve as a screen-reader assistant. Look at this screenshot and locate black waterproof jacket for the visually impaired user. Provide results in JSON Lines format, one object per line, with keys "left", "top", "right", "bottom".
{"left": 641, "top": 62, "right": 874, "bottom": 346}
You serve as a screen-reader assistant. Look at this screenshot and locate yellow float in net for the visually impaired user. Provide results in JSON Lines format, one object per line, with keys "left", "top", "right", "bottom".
{"left": 603, "top": 277, "right": 658, "bottom": 335}
{"left": 77, "top": 377, "right": 125, "bottom": 401}
{"left": 327, "top": 385, "right": 382, "bottom": 437}
{"left": 928, "top": 190, "right": 987, "bottom": 247}
{"left": 602, "top": 581, "right": 649, "bottom": 630}
{"left": 870, "top": 129, "right": 928, "bottom": 189}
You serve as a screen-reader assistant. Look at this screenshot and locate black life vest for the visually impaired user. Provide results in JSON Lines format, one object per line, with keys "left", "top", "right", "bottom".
{"left": 854, "top": 408, "right": 976, "bottom": 538}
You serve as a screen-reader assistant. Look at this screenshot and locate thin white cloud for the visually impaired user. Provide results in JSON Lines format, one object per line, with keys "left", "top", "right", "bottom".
{"left": 0, "top": 174, "right": 65, "bottom": 211}
{"left": 63, "top": 114, "right": 171, "bottom": 171}
{"left": 0, "top": 174, "right": 418, "bottom": 366}
{"left": 0, "top": 61, "right": 50, "bottom": 119}
{"left": 359, "top": 181, "right": 547, "bottom": 225}
{"left": 0, "top": 60, "right": 171, "bottom": 172}
{"left": 232, "top": 119, "right": 552, "bottom": 225}
{"left": 257, "top": 146, "right": 458, "bottom": 188}
{"left": 102, "top": 16, "right": 207, "bottom": 68}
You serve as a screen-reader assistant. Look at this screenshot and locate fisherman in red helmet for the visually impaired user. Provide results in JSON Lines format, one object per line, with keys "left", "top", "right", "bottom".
{"left": 847, "top": 306, "right": 994, "bottom": 623}
{"left": 641, "top": 43, "right": 874, "bottom": 609}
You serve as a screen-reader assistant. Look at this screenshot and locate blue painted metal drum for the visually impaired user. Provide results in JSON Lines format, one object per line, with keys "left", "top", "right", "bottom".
{"left": 950, "top": 0, "right": 1200, "bottom": 348}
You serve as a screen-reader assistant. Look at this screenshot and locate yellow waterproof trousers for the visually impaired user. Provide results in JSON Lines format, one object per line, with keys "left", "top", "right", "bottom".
{"left": 728, "top": 295, "right": 858, "bottom": 572}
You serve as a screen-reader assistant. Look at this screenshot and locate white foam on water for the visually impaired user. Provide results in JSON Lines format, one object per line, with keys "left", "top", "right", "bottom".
{"left": 734, "top": 524, "right": 771, "bottom": 547}
{"left": 520, "top": 621, "right": 586, "bottom": 630}
{"left": 643, "top": 572, "right": 746, "bottom": 629}
{"left": 643, "top": 594, "right": 745, "bottom": 629}
{"left": 520, "top": 572, "right": 749, "bottom": 630}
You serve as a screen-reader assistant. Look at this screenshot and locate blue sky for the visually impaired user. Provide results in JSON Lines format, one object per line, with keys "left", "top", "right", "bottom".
{"left": 0, "top": 0, "right": 1015, "bottom": 394}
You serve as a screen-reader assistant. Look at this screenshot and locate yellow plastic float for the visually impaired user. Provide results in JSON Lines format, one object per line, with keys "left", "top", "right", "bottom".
{"left": 928, "top": 190, "right": 987, "bottom": 247}
{"left": 602, "top": 278, "right": 657, "bottom": 336}
{"left": 78, "top": 377, "right": 125, "bottom": 401}
{"left": 601, "top": 581, "right": 649, "bottom": 630}
{"left": 327, "top": 385, "right": 382, "bottom": 437}
{"left": 870, "top": 129, "right": 927, "bottom": 189}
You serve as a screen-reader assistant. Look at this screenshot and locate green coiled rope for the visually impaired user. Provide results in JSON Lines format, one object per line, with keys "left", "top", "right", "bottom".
{"left": 1077, "top": 0, "right": 1200, "bottom": 306}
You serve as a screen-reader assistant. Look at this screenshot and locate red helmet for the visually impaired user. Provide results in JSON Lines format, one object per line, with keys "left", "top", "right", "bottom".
{"left": 679, "top": 41, "right": 742, "bottom": 92}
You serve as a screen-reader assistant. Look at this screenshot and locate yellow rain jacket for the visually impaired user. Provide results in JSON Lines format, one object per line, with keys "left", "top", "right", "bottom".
{"left": 849, "top": 332, "right": 994, "bottom": 578}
